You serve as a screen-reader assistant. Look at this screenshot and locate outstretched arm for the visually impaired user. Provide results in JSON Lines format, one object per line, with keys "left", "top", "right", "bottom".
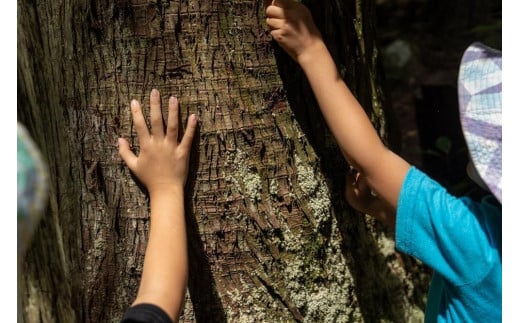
{"left": 118, "top": 89, "right": 198, "bottom": 321}
{"left": 266, "top": 0, "right": 410, "bottom": 209}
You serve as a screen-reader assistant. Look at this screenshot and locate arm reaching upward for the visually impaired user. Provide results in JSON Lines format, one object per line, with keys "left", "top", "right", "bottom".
{"left": 266, "top": 0, "right": 410, "bottom": 209}
{"left": 118, "top": 89, "right": 198, "bottom": 321}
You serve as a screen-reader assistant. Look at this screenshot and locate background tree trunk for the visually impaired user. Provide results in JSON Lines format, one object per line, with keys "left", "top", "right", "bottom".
{"left": 17, "top": 0, "right": 429, "bottom": 322}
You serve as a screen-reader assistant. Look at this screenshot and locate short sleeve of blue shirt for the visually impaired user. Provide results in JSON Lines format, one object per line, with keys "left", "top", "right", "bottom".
{"left": 396, "top": 167, "right": 501, "bottom": 322}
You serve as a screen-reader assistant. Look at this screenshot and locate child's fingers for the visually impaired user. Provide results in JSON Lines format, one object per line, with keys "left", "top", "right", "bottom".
{"left": 269, "top": 29, "right": 285, "bottom": 43}
{"left": 271, "top": 0, "right": 294, "bottom": 9}
{"left": 345, "top": 168, "right": 356, "bottom": 186}
{"left": 130, "top": 99, "right": 150, "bottom": 141}
{"left": 166, "top": 96, "right": 179, "bottom": 143}
{"left": 344, "top": 172, "right": 360, "bottom": 202}
{"left": 345, "top": 169, "right": 370, "bottom": 195}
{"left": 266, "top": 18, "right": 285, "bottom": 30}
{"left": 149, "top": 89, "right": 165, "bottom": 138}
{"left": 355, "top": 173, "right": 378, "bottom": 197}
{"left": 355, "top": 172, "right": 369, "bottom": 193}
{"left": 118, "top": 138, "right": 138, "bottom": 172}
{"left": 179, "top": 114, "right": 198, "bottom": 152}
{"left": 266, "top": 5, "right": 286, "bottom": 19}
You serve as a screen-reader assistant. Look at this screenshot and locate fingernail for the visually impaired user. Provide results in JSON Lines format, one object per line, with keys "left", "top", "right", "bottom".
{"left": 117, "top": 138, "right": 124, "bottom": 146}
{"left": 190, "top": 114, "right": 198, "bottom": 124}
{"left": 151, "top": 89, "right": 159, "bottom": 97}
{"left": 170, "top": 96, "right": 178, "bottom": 104}
{"left": 131, "top": 99, "right": 139, "bottom": 108}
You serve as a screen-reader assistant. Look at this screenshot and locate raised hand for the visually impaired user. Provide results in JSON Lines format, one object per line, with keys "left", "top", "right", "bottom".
{"left": 265, "top": 0, "right": 324, "bottom": 64}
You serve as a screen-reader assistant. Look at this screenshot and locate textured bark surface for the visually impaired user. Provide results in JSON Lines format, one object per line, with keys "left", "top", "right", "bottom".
{"left": 18, "top": 0, "right": 429, "bottom": 322}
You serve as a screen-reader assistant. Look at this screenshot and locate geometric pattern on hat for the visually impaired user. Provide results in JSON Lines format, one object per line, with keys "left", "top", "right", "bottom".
{"left": 17, "top": 122, "right": 49, "bottom": 258}
{"left": 458, "top": 42, "right": 502, "bottom": 202}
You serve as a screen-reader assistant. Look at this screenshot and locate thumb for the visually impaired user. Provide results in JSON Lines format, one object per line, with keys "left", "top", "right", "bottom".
{"left": 355, "top": 172, "right": 370, "bottom": 193}
{"left": 118, "top": 138, "right": 137, "bottom": 171}
{"left": 345, "top": 169, "right": 356, "bottom": 186}
{"left": 272, "top": 0, "right": 295, "bottom": 8}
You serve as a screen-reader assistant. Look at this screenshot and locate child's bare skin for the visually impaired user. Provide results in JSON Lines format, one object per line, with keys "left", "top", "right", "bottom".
{"left": 266, "top": 2, "right": 502, "bottom": 322}
{"left": 266, "top": 0, "right": 411, "bottom": 213}
{"left": 344, "top": 169, "right": 395, "bottom": 229}
{"left": 119, "top": 89, "right": 197, "bottom": 321}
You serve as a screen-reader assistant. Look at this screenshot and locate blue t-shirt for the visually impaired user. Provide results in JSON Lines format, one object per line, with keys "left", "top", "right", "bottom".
{"left": 396, "top": 167, "right": 501, "bottom": 322}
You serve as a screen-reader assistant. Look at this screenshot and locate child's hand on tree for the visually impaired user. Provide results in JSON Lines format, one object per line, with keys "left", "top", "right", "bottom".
{"left": 266, "top": 0, "right": 325, "bottom": 64}
{"left": 118, "top": 89, "right": 197, "bottom": 196}
{"left": 345, "top": 168, "right": 396, "bottom": 229}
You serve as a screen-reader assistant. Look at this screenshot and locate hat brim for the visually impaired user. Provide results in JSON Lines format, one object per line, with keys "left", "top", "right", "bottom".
{"left": 457, "top": 42, "right": 502, "bottom": 202}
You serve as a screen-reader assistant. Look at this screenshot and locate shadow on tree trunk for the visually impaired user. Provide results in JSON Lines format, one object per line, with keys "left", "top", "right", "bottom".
{"left": 272, "top": 41, "right": 412, "bottom": 323}
{"left": 269, "top": 0, "right": 428, "bottom": 318}
{"left": 185, "top": 129, "right": 228, "bottom": 322}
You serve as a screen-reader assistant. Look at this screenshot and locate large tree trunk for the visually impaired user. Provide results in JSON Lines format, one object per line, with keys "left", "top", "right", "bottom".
{"left": 18, "top": 0, "right": 429, "bottom": 322}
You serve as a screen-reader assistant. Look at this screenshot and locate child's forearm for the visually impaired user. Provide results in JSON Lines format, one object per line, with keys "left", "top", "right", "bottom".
{"left": 298, "top": 42, "right": 384, "bottom": 169}
{"left": 297, "top": 42, "right": 410, "bottom": 207}
{"left": 133, "top": 186, "right": 188, "bottom": 321}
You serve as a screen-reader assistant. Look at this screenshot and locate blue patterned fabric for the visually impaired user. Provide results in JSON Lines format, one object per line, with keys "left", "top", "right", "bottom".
{"left": 457, "top": 42, "right": 502, "bottom": 202}
{"left": 17, "top": 122, "right": 49, "bottom": 257}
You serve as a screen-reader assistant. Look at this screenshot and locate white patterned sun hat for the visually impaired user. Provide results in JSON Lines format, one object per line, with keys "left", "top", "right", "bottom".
{"left": 457, "top": 42, "right": 502, "bottom": 203}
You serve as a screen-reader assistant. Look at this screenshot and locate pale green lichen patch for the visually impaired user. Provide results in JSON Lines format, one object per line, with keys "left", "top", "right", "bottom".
{"left": 222, "top": 146, "right": 362, "bottom": 321}
{"left": 219, "top": 130, "right": 422, "bottom": 321}
{"left": 377, "top": 231, "right": 396, "bottom": 258}
{"left": 294, "top": 154, "right": 332, "bottom": 227}
{"left": 263, "top": 207, "right": 361, "bottom": 322}
{"left": 225, "top": 239, "right": 362, "bottom": 322}
{"left": 294, "top": 155, "right": 319, "bottom": 195}
{"left": 268, "top": 178, "right": 279, "bottom": 196}
{"left": 224, "top": 148, "right": 262, "bottom": 203}
{"left": 243, "top": 171, "right": 262, "bottom": 203}
{"left": 280, "top": 221, "right": 362, "bottom": 322}
{"left": 406, "top": 305, "right": 426, "bottom": 323}
{"left": 225, "top": 194, "right": 362, "bottom": 322}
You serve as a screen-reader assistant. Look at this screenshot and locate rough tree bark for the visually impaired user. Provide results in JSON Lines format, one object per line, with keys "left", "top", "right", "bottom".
{"left": 18, "top": 0, "right": 429, "bottom": 322}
